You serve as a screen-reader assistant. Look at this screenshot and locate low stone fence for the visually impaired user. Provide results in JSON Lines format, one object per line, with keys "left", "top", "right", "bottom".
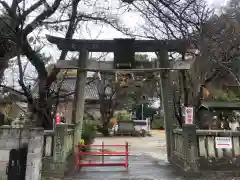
{"left": 197, "top": 130, "right": 240, "bottom": 171}
{"left": 42, "top": 124, "right": 75, "bottom": 179}
{"left": 172, "top": 125, "right": 240, "bottom": 173}
{"left": 171, "top": 125, "right": 198, "bottom": 172}
{"left": 172, "top": 128, "right": 185, "bottom": 166}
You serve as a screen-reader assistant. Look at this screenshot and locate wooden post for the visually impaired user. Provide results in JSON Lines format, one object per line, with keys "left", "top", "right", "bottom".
{"left": 158, "top": 49, "right": 174, "bottom": 161}
{"left": 72, "top": 48, "right": 88, "bottom": 152}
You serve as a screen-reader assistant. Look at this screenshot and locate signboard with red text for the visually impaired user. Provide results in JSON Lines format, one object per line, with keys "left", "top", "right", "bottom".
{"left": 184, "top": 107, "right": 194, "bottom": 124}
{"left": 215, "top": 137, "right": 232, "bottom": 149}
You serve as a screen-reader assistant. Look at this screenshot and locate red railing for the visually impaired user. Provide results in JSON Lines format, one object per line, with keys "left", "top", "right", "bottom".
{"left": 76, "top": 142, "right": 129, "bottom": 168}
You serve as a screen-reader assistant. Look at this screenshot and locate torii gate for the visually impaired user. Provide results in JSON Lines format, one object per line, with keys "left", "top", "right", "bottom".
{"left": 46, "top": 35, "right": 195, "bottom": 161}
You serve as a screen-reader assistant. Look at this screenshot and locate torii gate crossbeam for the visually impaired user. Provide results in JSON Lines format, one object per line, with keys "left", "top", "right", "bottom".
{"left": 47, "top": 35, "right": 188, "bottom": 52}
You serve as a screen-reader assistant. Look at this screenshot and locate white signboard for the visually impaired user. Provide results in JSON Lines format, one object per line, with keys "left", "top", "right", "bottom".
{"left": 215, "top": 137, "right": 232, "bottom": 149}
{"left": 184, "top": 107, "right": 194, "bottom": 124}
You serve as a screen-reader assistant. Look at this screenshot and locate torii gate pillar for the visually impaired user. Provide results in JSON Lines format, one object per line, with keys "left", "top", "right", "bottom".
{"left": 71, "top": 48, "right": 88, "bottom": 150}
{"left": 158, "top": 50, "right": 174, "bottom": 160}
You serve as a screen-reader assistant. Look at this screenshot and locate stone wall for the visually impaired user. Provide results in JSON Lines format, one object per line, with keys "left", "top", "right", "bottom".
{"left": 42, "top": 124, "right": 75, "bottom": 179}
{"left": 0, "top": 127, "right": 44, "bottom": 180}
{"left": 0, "top": 125, "right": 75, "bottom": 180}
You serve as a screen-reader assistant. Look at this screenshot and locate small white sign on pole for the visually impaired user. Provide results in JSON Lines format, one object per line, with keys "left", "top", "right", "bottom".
{"left": 215, "top": 137, "right": 232, "bottom": 149}
{"left": 184, "top": 107, "right": 194, "bottom": 124}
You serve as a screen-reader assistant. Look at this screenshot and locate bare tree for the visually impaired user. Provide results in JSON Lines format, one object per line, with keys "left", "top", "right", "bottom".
{"left": 94, "top": 72, "right": 116, "bottom": 136}
{"left": 0, "top": 13, "right": 17, "bottom": 83}
{"left": 0, "top": 0, "right": 119, "bottom": 129}
{"left": 117, "top": 0, "right": 211, "bottom": 40}
{"left": 113, "top": 0, "right": 213, "bottom": 126}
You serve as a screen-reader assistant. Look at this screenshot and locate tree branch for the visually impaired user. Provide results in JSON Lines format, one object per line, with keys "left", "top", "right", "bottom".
{"left": 11, "top": 0, "right": 22, "bottom": 13}
{"left": 0, "top": 84, "right": 25, "bottom": 96}
{"left": 0, "top": 1, "right": 11, "bottom": 12}
{"left": 22, "top": 0, "right": 45, "bottom": 19}
{"left": 22, "top": 40, "right": 48, "bottom": 78}
{"left": 45, "top": 0, "right": 81, "bottom": 88}
{"left": 16, "top": 48, "right": 34, "bottom": 105}
{"left": 204, "top": 69, "right": 220, "bottom": 85}
{"left": 23, "top": 0, "right": 62, "bottom": 36}
{"left": 0, "top": 0, "right": 19, "bottom": 22}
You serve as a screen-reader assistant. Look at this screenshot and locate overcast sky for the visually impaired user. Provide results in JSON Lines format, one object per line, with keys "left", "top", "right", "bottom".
{"left": 42, "top": 0, "right": 229, "bottom": 56}
{"left": 3, "top": 0, "right": 229, "bottom": 87}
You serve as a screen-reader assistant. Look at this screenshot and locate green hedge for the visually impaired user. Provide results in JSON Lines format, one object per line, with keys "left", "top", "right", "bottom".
{"left": 151, "top": 116, "right": 165, "bottom": 129}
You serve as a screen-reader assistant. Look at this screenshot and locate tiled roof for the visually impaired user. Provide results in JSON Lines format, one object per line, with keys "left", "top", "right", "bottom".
{"left": 1, "top": 76, "right": 110, "bottom": 102}
{"left": 198, "top": 100, "right": 240, "bottom": 110}
{"left": 58, "top": 77, "right": 103, "bottom": 100}
{"left": 40, "top": 76, "right": 114, "bottom": 101}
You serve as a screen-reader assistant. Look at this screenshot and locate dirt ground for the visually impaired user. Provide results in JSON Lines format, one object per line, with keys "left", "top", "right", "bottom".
{"left": 93, "top": 130, "right": 167, "bottom": 158}
{"left": 66, "top": 130, "right": 240, "bottom": 180}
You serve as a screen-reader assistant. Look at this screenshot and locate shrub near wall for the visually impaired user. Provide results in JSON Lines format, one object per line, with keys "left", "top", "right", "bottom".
{"left": 81, "top": 120, "right": 97, "bottom": 151}
{"left": 152, "top": 115, "right": 165, "bottom": 129}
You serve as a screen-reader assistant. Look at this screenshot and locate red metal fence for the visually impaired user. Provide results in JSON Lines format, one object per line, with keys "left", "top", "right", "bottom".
{"left": 76, "top": 142, "right": 129, "bottom": 168}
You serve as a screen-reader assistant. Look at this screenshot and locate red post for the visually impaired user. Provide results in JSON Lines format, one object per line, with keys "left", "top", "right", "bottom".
{"left": 76, "top": 145, "right": 80, "bottom": 168}
{"left": 76, "top": 142, "right": 129, "bottom": 168}
{"left": 125, "top": 142, "right": 129, "bottom": 168}
{"left": 102, "top": 141, "right": 104, "bottom": 164}
{"left": 79, "top": 145, "right": 82, "bottom": 167}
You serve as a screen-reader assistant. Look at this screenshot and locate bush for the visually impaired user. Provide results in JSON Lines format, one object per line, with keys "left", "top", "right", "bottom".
{"left": 213, "top": 89, "right": 240, "bottom": 101}
{"left": 115, "top": 111, "right": 131, "bottom": 121}
{"left": 81, "top": 120, "right": 97, "bottom": 146}
{"left": 152, "top": 115, "right": 165, "bottom": 129}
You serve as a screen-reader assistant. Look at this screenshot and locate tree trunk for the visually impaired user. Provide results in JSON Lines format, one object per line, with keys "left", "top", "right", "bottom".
{"left": 97, "top": 112, "right": 112, "bottom": 136}
{"left": 26, "top": 103, "right": 37, "bottom": 126}
{"left": 99, "top": 98, "right": 114, "bottom": 136}
{"left": 22, "top": 41, "right": 53, "bottom": 129}
{"left": 181, "top": 70, "right": 189, "bottom": 106}
{"left": 100, "top": 121, "right": 110, "bottom": 136}
{"left": 37, "top": 79, "right": 53, "bottom": 129}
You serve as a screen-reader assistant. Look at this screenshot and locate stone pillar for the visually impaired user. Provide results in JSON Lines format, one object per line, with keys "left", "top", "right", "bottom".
{"left": 42, "top": 124, "right": 73, "bottom": 179}
{"left": 25, "top": 128, "right": 44, "bottom": 180}
{"left": 182, "top": 124, "right": 198, "bottom": 172}
{"left": 71, "top": 48, "right": 88, "bottom": 151}
{"left": 50, "top": 124, "right": 68, "bottom": 178}
{"left": 158, "top": 49, "right": 175, "bottom": 161}
{"left": 54, "top": 124, "right": 68, "bottom": 162}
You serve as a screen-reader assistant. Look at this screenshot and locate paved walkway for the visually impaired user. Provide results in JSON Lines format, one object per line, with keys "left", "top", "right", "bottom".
{"left": 66, "top": 131, "right": 240, "bottom": 180}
